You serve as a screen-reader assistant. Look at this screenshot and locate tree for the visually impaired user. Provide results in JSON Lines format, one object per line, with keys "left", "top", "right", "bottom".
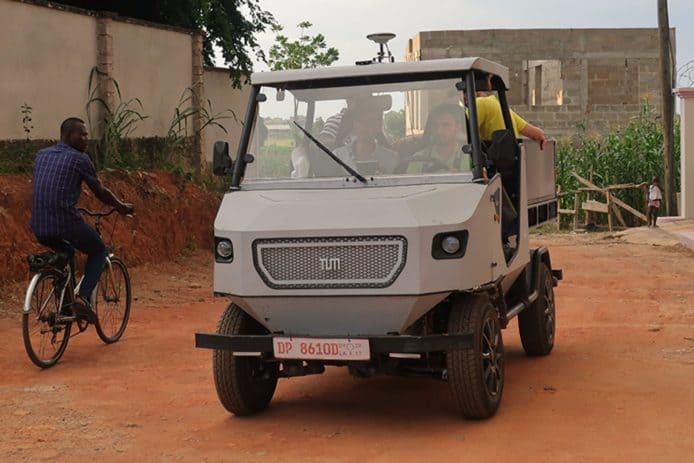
{"left": 267, "top": 22, "right": 339, "bottom": 123}
{"left": 54, "top": 0, "right": 276, "bottom": 88}
{"left": 383, "top": 110, "right": 405, "bottom": 142}
{"left": 267, "top": 21, "right": 339, "bottom": 71}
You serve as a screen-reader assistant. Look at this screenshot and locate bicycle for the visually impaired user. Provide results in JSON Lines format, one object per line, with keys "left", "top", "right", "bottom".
{"left": 22, "top": 208, "right": 132, "bottom": 368}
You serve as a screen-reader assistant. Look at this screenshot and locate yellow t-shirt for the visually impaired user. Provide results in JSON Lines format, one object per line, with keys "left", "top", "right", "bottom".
{"left": 475, "top": 95, "right": 527, "bottom": 140}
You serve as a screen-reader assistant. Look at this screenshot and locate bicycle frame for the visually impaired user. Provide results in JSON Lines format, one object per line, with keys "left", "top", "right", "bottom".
{"left": 22, "top": 260, "right": 84, "bottom": 319}
{"left": 23, "top": 253, "right": 119, "bottom": 321}
{"left": 97, "top": 254, "right": 119, "bottom": 303}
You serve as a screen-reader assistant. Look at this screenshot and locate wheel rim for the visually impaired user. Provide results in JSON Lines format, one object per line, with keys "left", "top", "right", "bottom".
{"left": 481, "top": 316, "right": 503, "bottom": 397}
{"left": 543, "top": 273, "right": 556, "bottom": 345}
{"left": 26, "top": 275, "right": 69, "bottom": 363}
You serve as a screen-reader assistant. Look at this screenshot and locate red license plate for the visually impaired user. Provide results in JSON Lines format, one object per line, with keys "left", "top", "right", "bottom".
{"left": 272, "top": 337, "right": 370, "bottom": 361}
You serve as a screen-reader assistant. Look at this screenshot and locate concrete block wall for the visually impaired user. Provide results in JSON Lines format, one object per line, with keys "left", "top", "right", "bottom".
{"left": 0, "top": 0, "right": 246, "bottom": 165}
{"left": 407, "top": 28, "right": 675, "bottom": 138}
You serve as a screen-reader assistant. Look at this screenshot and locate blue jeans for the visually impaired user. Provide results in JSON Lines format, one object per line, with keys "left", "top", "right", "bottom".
{"left": 37, "top": 221, "right": 108, "bottom": 301}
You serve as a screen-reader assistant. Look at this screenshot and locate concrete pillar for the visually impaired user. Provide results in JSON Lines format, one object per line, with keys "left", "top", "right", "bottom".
{"left": 95, "top": 14, "right": 116, "bottom": 137}
{"left": 674, "top": 88, "right": 694, "bottom": 219}
{"left": 191, "top": 32, "right": 205, "bottom": 177}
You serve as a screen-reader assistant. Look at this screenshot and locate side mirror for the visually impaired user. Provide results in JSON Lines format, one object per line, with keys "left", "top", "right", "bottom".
{"left": 213, "top": 141, "right": 232, "bottom": 176}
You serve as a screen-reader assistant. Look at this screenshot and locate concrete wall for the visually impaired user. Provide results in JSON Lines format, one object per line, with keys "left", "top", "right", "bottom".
{"left": 202, "top": 68, "right": 250, "bottom": 162}
{"left": 0, "top": 0, "right": 97, "bottom": 139}
{"left": 407, "top": 28, "right": 676, "bottom": 138}
{"left": 0, "top": 0, "right": 247, "bottom": 166}
{"left": 110, "top": 20, "right": 193, "bottom": 137}
{"left": 675, "top": 88, "right": 694, "bottom": 219}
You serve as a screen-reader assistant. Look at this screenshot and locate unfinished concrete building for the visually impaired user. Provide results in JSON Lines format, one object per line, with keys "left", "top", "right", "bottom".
{"left": 407, "top": 28, "right": 675, "bottom": 138}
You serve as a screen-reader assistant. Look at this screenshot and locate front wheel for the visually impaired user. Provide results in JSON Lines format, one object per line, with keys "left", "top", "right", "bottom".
{"left": 447, "top": 294, "right": 505, "bottom": 419}
{"left": 94, "top": 257, "right": 131, "bottom": 344}
{"left": 213, "top": 303, "right": 278, "bottom": 416}
{"left": 22, "top": 271, "right": 72, "bottom": 368}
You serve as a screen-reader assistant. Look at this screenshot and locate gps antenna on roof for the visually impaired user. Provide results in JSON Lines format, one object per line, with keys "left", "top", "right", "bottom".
{"left": 367, "top": 33, "right": 396, "bottom": 63}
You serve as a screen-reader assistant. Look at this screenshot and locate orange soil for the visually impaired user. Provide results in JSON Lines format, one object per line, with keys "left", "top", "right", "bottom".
{"left": 0, "top": 171, "right": 220, "bottom": 284}
{"left": 0, "top": 235, "right": 693, "bottom": 462}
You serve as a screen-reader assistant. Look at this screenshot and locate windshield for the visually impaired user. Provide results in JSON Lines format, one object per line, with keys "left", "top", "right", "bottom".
{"left": 243, "top": 78, "right": 472, "bottom": 182}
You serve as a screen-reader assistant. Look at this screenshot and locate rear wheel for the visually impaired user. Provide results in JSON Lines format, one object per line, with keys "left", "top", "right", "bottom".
{"left": 447, "top": 295, "right": 504, "bottom": 419}
{"left": 213, "top": 303, "right": 278, "bottom": 416}
{"left": 22, "top": 272, "right": 72, "bottom": 368}
{"left": 94, "top": 257, "right": 131, "bottom": 344}
{"left": 518, "top": 263, "right": 556, "bottom": 356}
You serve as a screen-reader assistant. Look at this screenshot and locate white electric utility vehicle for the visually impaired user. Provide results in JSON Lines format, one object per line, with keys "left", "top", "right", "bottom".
{"left": 196, "top": 52, "right": 562, "bottom": 419}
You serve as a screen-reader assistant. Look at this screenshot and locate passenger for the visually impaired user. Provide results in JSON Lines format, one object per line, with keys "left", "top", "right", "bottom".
{"left": 408, "top": 104, "right": 469, "bottom": 173}
{"left": 290, "top": 110, "right": 344, "bottom": 178}
{"left": 474, "top": 73, "right": 547, "bottom": 148}
{"left": 290, "top": 141, "right": 311, "bottom": 178}
{"left": 320, "top": 108, "right": 346, "bottom": 149}
{"left": 333, "top": 104, "right": 398, "bottom": 175}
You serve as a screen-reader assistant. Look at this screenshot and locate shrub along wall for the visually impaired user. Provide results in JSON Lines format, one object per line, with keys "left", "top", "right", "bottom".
{"left": 0, "top": 136, "right": 197, "bottom": 174}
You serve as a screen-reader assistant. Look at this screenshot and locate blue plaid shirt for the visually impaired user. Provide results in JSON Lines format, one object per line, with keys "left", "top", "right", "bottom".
{"left": 30, "top": 142, "right": 99, "bottom": 237}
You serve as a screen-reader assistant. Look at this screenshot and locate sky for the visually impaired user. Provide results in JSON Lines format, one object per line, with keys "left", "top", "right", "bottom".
{"left": 252, "top": 0, "right": 694, "bottom": 86}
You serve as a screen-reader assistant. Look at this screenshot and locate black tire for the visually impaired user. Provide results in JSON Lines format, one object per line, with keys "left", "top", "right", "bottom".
{"left": 22, "top": 271, "right": 72, "bottom": 368}
{"left": 94, "top": 257, "right": 131, "bottom": 344}
{"left": 518, "top": 263, "right": 556, "bottom": 356}
{"left": 447, "top": 295, "right": 504, "bottom": 419}
{"left": 213, "top": 303, "right": 278, "bottom": 416}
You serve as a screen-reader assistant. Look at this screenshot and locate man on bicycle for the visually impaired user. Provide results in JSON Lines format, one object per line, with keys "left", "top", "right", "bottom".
{"left": 30, "top": 117, "right": 133, "bottom": 321}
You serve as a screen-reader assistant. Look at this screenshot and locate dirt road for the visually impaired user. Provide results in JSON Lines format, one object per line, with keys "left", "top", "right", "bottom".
{"left": 1, "top": 235, "right": 693, "bottom": 462}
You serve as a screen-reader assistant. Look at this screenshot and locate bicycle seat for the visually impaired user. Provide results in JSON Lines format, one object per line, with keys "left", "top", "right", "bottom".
{"left": 27, "top": 252, "right": 69, "bottom": 273}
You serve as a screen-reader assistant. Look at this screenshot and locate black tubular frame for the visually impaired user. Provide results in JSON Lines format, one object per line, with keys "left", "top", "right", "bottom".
{"left": 464, "top": 72, "right": 484, "bottom": 181}
{"left": 231, "top": 86, "right": 261, "bottom": 188}
{"left": 495, "top": 88, "right": 515, "bottom": 137}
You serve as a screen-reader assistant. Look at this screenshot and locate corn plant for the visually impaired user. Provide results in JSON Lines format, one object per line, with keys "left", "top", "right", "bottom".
{"left": 165, "top": 87, "right": 238, "bottom": 156}
{"left": 556, "top": 102, "right": 681, "bottom": 224}
{"left": 86, "top": 67, "right": 148, "bottom": 169}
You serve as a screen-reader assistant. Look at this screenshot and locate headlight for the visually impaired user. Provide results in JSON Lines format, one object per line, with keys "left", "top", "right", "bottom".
{"left": 215, "top": 238, "right": 233, "bottom": 262}
{"left": 441, "top": 235, "right": 461, "bottom": 254}
{"left": 431, "top": 230, "right": 468, "bottom": 259}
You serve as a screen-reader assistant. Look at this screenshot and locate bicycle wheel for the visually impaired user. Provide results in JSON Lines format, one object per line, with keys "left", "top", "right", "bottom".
{"left": 22, "top": 271, "right": 72, "bottom": 368}
{"left": 94, "top": 257, "right": 131, "bottom": 343}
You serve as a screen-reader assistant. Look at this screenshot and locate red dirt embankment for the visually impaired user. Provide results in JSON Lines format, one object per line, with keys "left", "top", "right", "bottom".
{"left": 0, "top": 170, "right": 220, "bottom": 284}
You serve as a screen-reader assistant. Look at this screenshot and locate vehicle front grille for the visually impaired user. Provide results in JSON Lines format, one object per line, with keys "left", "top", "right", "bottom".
{"left": 253, "top": 236, "right": 407, "bottom": 289}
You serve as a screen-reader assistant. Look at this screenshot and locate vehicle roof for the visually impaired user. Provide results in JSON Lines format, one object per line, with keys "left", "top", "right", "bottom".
{"left": 251, "top": 57, "right": 510, "bottom": 90}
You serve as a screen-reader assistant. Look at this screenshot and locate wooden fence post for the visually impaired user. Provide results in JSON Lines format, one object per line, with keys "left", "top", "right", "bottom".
{"left": 606, "top": 192, "right": 613, "bottom": 232}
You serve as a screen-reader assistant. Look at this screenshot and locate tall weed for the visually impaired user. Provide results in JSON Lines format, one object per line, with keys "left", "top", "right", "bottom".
{"left": 86, "top": 67, "right": 148, "bottom": 169}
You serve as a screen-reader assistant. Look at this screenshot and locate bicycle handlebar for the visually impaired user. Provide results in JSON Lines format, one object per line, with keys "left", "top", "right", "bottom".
{"left": 77, "top": 207, "right": 118, "bottom": 218}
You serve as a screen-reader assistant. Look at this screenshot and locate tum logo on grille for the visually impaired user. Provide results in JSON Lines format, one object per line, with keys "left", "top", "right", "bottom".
{"left": 319, "top": 257, "right": 341, "bottom": 271}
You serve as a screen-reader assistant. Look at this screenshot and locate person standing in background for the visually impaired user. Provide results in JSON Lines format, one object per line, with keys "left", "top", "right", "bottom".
{"left": 647, "top": 175, "right": 663, "bottom": 228}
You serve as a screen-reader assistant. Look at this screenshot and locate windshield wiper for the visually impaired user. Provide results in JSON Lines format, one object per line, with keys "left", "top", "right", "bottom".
{"left": 292, "top": 121, "right": 367, "bottom": 184}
